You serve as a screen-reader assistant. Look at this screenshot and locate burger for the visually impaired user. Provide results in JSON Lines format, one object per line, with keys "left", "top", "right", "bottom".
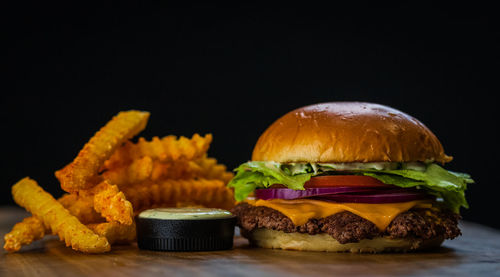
{"left": 228, "top": 102, "right": 473, "bottom": 253}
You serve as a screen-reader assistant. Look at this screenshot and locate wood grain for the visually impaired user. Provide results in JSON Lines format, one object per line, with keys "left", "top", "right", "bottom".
{"left": 1, "top": 207, "right": 499, "bottom": 277}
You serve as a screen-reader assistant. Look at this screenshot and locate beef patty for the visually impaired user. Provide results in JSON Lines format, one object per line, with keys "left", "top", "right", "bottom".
{"left": 232, "top": 203, "right": 461, "bottom": 244}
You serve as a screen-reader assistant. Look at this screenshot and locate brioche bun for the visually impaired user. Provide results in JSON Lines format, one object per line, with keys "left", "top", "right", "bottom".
{"left": 248, "top": 228, "right": 444, "bottom": 253}
{"left": 252, "top": 102, "right": 452, "bottom": 164}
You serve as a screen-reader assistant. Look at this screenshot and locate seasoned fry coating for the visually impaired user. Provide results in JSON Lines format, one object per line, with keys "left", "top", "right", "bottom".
{"left": 123, "top": 178, "right": 235, "bottom": 213}
{"left": 87, "top": 221, "right": 136, "bottom": 245}
{"left": 65, "top": 195, "right": 105, "bottom": 224}
{"left": 3, "top": 193, "right": 104, "bottom": 252}
{"left": 56, "top": 110, "right": 150, "bottom": 193}
{"left": 104, "top": 133, "right": 212, "bottom": 169}
{"left": 194, "top": 155, "right": 234, "bottom": 184}
{"left": 3, "top": 216, "right": 46, "bottom": 252}
{"left": 102, "top": 156, "right": 153, "bottom": 187}
{"left": 150, "top": 160, "right": 198, "bottom": 181}
{"left": 58, "top": 193, "right": 78, "bottom": 208}
{"left": 91, "top": 181, "right": 133, "bottom": 225}
{"left": 12, "top": 177, "right": 110, "bottom": 253}
{"left": 149, "top": 156, "right": 233, "bottom": 183}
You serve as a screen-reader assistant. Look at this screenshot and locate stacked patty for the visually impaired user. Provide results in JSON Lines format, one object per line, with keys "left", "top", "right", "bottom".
{"left": 233, "top": 203, "right": 461, "bottom": 244}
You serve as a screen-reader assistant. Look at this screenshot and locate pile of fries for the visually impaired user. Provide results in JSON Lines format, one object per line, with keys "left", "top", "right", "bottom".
{"left": 4, "top": 110, "right": 235, "bottom": 253}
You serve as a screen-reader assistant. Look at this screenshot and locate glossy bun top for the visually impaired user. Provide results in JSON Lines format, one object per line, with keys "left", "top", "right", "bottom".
{"left": 252, "top": 102, "right": 452, "bottom": 164}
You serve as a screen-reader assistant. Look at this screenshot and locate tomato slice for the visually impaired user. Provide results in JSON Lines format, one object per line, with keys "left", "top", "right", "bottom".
{"left": 304, "top": 175, "right": 393, "bottom": 188}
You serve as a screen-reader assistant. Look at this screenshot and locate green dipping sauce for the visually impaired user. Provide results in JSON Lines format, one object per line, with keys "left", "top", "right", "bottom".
{"left": 138, "top": 207, "right": 233, "bottom": 220}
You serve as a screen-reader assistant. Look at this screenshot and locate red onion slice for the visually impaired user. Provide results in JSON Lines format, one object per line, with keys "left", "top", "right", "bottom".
{"left": 255, "top": 187, "right": 394, "bottom": 200}
{"left": 255, "top": 187, "right": 431, "bottom": 203}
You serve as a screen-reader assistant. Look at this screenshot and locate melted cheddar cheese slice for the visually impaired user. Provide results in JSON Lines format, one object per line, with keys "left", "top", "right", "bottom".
{"left": 251, "top": 199, "right": 432, "bottom": 230}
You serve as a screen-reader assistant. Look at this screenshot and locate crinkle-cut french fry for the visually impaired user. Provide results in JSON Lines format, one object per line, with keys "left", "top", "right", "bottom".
{"left": 12, "top": 177, "right": 110, "bottom": 253}
{"left": 87, "top": 221, "right": 136, "bottom": 245}
{"left": 149, "top": 156, "right": 234, "bottom": 183}
{"left": 3, "top": 193, "right": 104, "bottom": 252}
{"left": 193, "top": 155, "right": 234, "bottom": 184}
{"left": 123, "top": 178, "right": 235, "bottom": 213}
{"left": 104, "top": 133, "right": 212, "bottom": 169}
{"left": 3, "top": 216, "right": 46, "bottom": 252}
{"left": 58, "top": 193, "right": 78, "bottom": 207}
{"left": 148, "top": 157, "right": 234, "bottom": 183}
{"left": 91, "top": 181, "right": 134, "bottom": 225}
{"left": 65, "top": 194, "right": 105, "bottom": 224}
{"left": 55, "top": 110, "right": 150, "bottom": 193}
{"left": 175, "top": 202, "right": 205, "bottom": 208}
{"left": 150, "top": 160, "right": 199, "bottom": 181}
{"left": 102, "top": 156, "right": 153, "bottom": 187}
{"left": 59, "top": 190, "right": 105, "bottom": 225}
{"left": 143, "top": 133, "right": 212, "bottom": 162}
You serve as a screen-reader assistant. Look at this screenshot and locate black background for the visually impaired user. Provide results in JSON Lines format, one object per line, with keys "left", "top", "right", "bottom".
{"left": 2, "top": 4, "right": 499, "bottom": 229}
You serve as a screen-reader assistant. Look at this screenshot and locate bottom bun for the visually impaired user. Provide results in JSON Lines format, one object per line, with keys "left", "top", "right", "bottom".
{"left": 247, "top": 228, "right": 444, "bottom": 253}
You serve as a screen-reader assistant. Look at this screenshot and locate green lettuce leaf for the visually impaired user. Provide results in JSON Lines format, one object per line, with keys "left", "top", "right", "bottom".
{"left": 227, "top": 162, "right": 313, "bottom": 201}
{"left": 359, "top": 164, "right": 471, "bottom": 213}
{"left": 227, "top": 161, "right": 473, "bottom": 213}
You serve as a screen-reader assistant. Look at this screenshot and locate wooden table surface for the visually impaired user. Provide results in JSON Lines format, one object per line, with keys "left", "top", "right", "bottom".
{"left": 1, "top": 207, "right": 499, "bottom": 277}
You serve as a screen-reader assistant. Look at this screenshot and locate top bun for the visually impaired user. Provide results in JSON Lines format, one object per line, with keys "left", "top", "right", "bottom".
{"left": 252, "top": 102, "right": 452, "bottom": 164}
